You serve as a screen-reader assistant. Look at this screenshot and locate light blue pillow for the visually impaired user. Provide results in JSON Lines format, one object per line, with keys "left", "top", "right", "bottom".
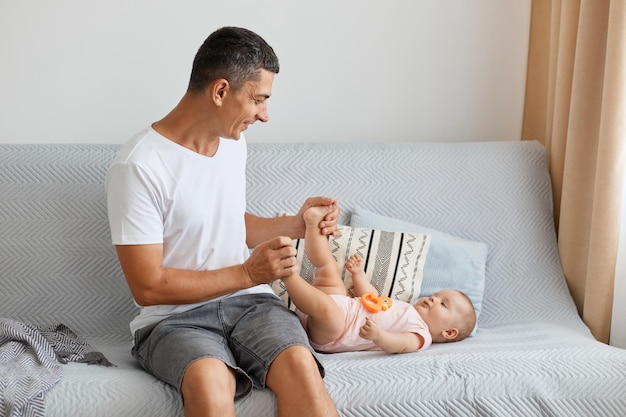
{"left": 350, "top": 207, "right": 488, "bottom": 335}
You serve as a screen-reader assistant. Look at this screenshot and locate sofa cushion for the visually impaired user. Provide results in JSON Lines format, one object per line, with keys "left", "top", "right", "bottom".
{"left": 350, "top": 207, "right": 488, "bottom": 334}
{"left": 271, "top": 225, "right": 431, "bottom": 310}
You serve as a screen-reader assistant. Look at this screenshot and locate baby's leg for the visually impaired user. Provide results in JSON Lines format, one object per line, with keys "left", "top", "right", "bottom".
{"left": 278, "top": 205, "right": 348, "bottom": 345}
{"left": 281, "top": 273, "right": 345, "bottom": 345}
{"left": 346, "top": 254, "right": 378, "bottom": 296}
{"left": 303, "top": 206, "right": 347, "bottom": 296}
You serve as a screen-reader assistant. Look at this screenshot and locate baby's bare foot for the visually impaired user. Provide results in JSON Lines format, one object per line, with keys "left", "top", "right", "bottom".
{"left": 303, "top": 205, "right": 335, "bottom": 227}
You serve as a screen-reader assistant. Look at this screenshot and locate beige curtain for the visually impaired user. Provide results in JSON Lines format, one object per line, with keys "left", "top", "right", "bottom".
{"left": 522, "top": 0, "right": 626, "bottom": 343}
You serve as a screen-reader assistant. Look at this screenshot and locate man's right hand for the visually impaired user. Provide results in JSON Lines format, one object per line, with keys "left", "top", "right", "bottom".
{"left": 242, "top": 236, "right": 298, "bottom": 285}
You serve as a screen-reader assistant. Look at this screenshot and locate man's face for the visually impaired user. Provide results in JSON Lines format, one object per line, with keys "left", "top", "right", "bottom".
{"left": 220, "top": 69, "right": 274, "bottom": 140}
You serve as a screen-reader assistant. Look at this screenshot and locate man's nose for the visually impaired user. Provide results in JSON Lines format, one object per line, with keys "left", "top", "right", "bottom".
{"left": 257, "top": 105, "right": 269, "bottom": 123}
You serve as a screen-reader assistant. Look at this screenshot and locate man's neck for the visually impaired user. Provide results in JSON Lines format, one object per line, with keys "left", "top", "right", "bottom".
{"left": 152, "top": 93, "right": 221, "bottom": 157}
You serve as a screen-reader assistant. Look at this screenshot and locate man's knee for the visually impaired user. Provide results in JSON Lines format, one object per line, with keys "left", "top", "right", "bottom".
{"left": 266, "top": 346, "right": 338, "bottom": 416}
{"left": 181, "top": 358, "right": 237, "bottom": 415}
{"left": 267, "top": 345, "right": 323, "bottom": 386}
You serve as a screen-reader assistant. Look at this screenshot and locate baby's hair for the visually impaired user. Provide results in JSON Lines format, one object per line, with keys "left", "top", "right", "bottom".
{"left": 450, "top": 291, "right": 476, "bottom": 342}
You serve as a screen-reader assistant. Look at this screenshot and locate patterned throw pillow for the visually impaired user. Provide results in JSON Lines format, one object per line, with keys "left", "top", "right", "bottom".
{"left": 350, "top": 207, "right": 488, "bottom": 336}
{"left": 270, "top": 225, "right": 431, "bottom": 311}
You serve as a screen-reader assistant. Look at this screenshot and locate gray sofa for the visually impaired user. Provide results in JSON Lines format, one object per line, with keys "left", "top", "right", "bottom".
{"left": 1, "top": 141, "right": 626, "bottom": 417}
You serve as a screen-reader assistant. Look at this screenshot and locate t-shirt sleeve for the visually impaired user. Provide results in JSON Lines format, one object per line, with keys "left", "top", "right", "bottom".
{"left": 407, "top": 311, "right": 432, "bottom": 351}
{"left": 414, "top": 326, "right": 433, "bottom": 351}
{"left": 106, "top": 161, "right": 164, "bottom": 245}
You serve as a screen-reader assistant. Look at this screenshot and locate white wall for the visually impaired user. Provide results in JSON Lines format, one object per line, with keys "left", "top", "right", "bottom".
{"left": 0, "top": 0, "right": 531, "bottom": 144}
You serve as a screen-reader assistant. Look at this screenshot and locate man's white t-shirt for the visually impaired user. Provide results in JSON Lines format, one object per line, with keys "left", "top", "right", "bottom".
{"left": 106, "top": 127, "right": 274, "bottom": 335}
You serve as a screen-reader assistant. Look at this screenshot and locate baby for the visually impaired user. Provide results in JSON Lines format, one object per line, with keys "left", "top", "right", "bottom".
{"left": 281, "top": 205, "right": 477, "bottom": 354}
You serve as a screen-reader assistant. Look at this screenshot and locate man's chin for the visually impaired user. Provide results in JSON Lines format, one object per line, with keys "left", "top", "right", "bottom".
{"left": 234, "top": 126, "right": 248, "bottom": 139}
{"left": 222, "top": 132, "right": 241, "bottom": 141}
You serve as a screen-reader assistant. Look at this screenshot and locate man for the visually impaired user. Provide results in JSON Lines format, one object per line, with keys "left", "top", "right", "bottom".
{"left": 106, "top": 26, "right": 339, "bottom": 417}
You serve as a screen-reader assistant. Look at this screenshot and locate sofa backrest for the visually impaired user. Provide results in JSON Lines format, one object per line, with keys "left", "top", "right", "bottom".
{"left": 0, "top": 141, "right": 580, "bottom": 344}
{"left": 0, "top": 144, "right": 132, "bottom": 343}
{"left": 245, "top": 141, "right": 579, "bottom": 333}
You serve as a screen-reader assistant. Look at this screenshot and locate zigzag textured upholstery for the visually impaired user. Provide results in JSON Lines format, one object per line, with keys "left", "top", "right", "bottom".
{"left": 1, "top": 141, "right": 625, "bottom": 416}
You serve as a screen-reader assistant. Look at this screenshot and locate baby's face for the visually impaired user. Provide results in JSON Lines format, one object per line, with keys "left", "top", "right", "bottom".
{"left": 414, "top": 290, "right": 473, "bottom": 341}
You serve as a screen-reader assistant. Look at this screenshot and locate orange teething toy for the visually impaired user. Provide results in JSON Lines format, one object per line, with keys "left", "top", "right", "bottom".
{"left": 361, "top": 293, "right": 393, "bottom": 313}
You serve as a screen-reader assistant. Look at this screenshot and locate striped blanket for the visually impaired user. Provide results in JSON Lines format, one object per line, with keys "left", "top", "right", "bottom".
{"left": 0, "top": 319, "right": 113, "bottom": 417}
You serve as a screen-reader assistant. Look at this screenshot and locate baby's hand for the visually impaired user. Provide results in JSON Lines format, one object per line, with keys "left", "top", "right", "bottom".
{"left": 359, "top": 317, "right": 383, "bottom": 341}
{"left": 345, "top": 253, "right": 363, "bottom": 275}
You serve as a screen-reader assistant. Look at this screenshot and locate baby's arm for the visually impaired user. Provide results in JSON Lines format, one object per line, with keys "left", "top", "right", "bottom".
{"left": 359, "top": 317, "right": 423, "bottom": 354}
{"left": 346, "top": 254, "right": 377, "bottom": 296}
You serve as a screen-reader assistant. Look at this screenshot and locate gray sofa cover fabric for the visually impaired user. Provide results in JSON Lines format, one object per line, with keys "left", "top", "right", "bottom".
{"left": 1, "top": 141, "right": 625, "bottom": 417}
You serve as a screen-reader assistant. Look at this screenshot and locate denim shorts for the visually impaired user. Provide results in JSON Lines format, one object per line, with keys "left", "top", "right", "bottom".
{"left": 131, "top": 293, "right": 324, "bottom": 399}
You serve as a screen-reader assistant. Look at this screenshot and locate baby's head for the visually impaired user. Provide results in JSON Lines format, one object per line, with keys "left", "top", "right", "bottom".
{"left": 414, "top": 289, "right": 476, "bottom": 343}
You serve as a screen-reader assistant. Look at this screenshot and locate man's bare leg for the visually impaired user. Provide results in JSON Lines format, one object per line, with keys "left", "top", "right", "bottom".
{"left": 180, "top": 358, "right": 237, "bottom": 417}
{"left": 266, "top": 345, "right": 339, "bottom": 417}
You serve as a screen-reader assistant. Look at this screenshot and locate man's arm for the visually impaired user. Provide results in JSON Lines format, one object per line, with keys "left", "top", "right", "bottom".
{"left": 245, "top": 196, "right": 340, "bottom": 248}
{"left": 115, "top": 236, "right": 297, "bottom": 306}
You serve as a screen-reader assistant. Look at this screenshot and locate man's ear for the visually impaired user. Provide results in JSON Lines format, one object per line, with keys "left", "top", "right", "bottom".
{"left": 212, "top": 79, "right": 230, "bottom": 105}
{"left": 441, "top": 327, "right": 459, "bottom": 341}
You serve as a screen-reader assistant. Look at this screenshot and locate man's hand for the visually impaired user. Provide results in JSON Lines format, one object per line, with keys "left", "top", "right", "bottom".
{"left": 242, "top": 236, "right": 298, "bottom": 285}
{"left": 296, "top": 197, "right": 341, "bottom": 238}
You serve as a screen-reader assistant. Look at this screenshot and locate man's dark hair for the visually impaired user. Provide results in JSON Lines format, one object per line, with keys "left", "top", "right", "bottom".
{"left": 188, "top": 26, "right": 280, "bottom": 93}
